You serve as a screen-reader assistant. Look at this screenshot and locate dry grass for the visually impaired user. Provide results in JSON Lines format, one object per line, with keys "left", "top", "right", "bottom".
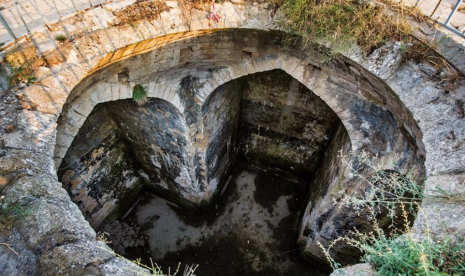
{"left": 278, "top": 0, "right": 426, "bottom": 55}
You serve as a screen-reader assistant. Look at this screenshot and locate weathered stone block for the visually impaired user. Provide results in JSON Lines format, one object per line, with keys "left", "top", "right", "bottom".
{"left": 230, "top": 64, "right": 248, "bottom": 79}
{"left": 0, "top": 150, "right": 57, "bottom": 179}
{"left": 3, "top": 110, "right": 57, "bottom": 155}
{"left": 37, "top": 240, "right": 114, "bottom": 275}
{"left": 54, "top": 145, "right": 68, "bottom": 158}
{"left": 55, "top": 132, "right": 74, "bottom": 149}
{"left": 53, "top": 158, "right": 62, "bottom": 169}
{"left": 241, "top": 60, "right": 256, "bottom": 75}
{"left": 98, "top": 86, "right": 112, "bottom": 103}
{"left": 2, "top": 175, "right": 62, "bottom": 206}
{"left": 166, "top": 88, "right": 178, "bottom": 102}
{"left": 18, "top": 196, "right": 96, "bottom": 252}
{"left": 111, "top": 83, "right": 120, "bottom": 101}
{"left": 330, "top": 263, "right": 377, "bottom": 276}
{"left": 424, "top": 174, "right": 465, "bottom": 196}
{"left": 66, "top": 109, "right": 87, "bottom": 127}
{"left": 17, "top": 84, "right": 66, "bottom": 115}
{"left": 281, "top": 57, "right": 300, "bottom": 76}
{"left": 98, "top": 257, "right": 149, "bottom": 276}
{"left": 71, "top": 97, "right": 95, "bottom": 118}
{"left": 121, "top": 83, "right": 132, "bottom": 100}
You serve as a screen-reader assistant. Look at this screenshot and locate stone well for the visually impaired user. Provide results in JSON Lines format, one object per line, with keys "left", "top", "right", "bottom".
{"left": 0, "top": 1, "right": 464, "bottom": 275}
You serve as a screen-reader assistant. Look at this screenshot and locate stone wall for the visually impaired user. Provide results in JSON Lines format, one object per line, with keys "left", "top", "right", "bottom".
{"left": 299, "top": 93, "right": 425, "bottom": 266}
{"left": 202, "top": 79, "right": 244, "bottom": 200}
{"left": 298, "top": 122, "right": 351, "bottom": 266}
{"left": 238, "top": 69, "right": 339, "bottom": 178}
{"left": 58, "top": 104, "right": 143, "bottom": 229}
{"left": 108, "top": 99, "right": 194, "bottom": 201}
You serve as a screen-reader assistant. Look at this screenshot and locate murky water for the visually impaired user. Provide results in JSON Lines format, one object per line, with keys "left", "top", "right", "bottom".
{"left": 103, "top": 162, "right": 328, "bottom": 276}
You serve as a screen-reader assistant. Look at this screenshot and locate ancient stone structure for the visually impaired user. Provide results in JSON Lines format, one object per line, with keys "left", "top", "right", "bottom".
{"left": 0, "top": 1, "right": 464, "bottom": 275}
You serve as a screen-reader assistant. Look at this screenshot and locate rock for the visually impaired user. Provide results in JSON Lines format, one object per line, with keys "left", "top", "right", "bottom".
{"left": 0, "top": 230, "right": 37, "bottom": 276}
{"left": 37, "top": 240, "right": 114, "bottom": 275}
{"left": 17, "top": 195, "right": 96, "bottom": 252}
{"left": 1, "top": 110, "right": 57, "bottom": 156}
{"left": 98, "top": 257, "right": 149, "bottom": 276}
{"left": 412, "top": 199, "right": 465, "bottom": 243}
{"left": 330, "top": 263, "right": 377, "bottom": 276}
{"left": 360, "top": 41, "right": 403, "bottom": 80}
{"left": 0, "top": 150, "right": 56, "bottom": 178}
{"left": 165, "top": 1, "right": 178, "bottom": 8}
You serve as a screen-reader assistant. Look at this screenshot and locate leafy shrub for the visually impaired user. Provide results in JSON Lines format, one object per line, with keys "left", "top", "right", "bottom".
{"left": 319, "top": 152, "right": 465, "bottom": 276}
{"left": 363, "top": 231, "right": 465, "bottom": 275}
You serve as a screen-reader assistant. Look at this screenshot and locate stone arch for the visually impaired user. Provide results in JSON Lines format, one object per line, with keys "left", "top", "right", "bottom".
{"left": 57, "top": 97, "right": 191, "bottom": 229}
{"left": 193, "top": 63, "right": 425, "bottom": 265}
{"left": 55, "top": 81, "right": 185, "bottom": 168}
{"left": 53, "top": 28, "right": 426, "bottom": 267}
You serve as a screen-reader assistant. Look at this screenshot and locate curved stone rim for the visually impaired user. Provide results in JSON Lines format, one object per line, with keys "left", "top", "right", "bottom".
{"left": 0, "top": 1, "right": 463, "bottom": 272}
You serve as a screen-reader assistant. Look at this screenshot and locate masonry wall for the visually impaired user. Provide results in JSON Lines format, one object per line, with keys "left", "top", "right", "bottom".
{"left": 297, "top": 122, "right": 352, "bottom": 265}
{"left": 202, "top": 79, "right": 245, "bottom": 200}
{"left": 299, "top": 98, "right": 426, "bottom": 266}
{"left": 238, "top": 69, "right": 340, "bottom": 178}
{"left": 58, "top": 104, "right": 144, "bottom": 229}
{"left": 108, "top": 99, "right": 195, "bottom": 199}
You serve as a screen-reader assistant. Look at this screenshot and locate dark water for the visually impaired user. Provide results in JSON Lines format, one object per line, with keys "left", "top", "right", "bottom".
{"left": 105, "top": 162, "right": 329, "bottom": 276}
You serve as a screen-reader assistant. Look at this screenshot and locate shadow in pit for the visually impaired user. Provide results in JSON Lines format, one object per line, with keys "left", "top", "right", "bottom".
{"left": 106, "top": 161, "right": 329, "bottom": 276}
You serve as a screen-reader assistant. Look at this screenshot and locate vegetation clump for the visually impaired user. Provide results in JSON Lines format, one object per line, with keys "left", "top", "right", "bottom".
{"left": 320, "top": 152, "right": 465, "bottom": 276}
{"left": 54, "top": 34, "right": 67, "bottom": 42}
{"left": 278, "top": 0, "right": 423, "bottom": 54}
{"left": 100, "top": 244, "right": 199, "bottom": 276}
{"left": 8, "top": 65, "right": 36, "bottom": 87}
{"left": 133, "top": 84, "right": 148, "bottom": 106}
{"left": 0, "top": 195, "right": 34, "bottom": 234}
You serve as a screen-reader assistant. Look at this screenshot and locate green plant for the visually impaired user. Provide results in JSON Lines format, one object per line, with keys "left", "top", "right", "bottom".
{"left": 432, "top": 186, "right": 465, "bottom": 204}
{"left": 9, "top": 65, "right": 36, "bottom": 87}
{"left": 0, "top": 195, "right": 34, "bottom": 234}
{"left": 319, "top": 152, "right": 465, "bottom": 275}
{"left": 133, "top": 84, "right": 148, "bottom": 106}
{"left": 54, "top": 34, "right": 67, "bottom": 42}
